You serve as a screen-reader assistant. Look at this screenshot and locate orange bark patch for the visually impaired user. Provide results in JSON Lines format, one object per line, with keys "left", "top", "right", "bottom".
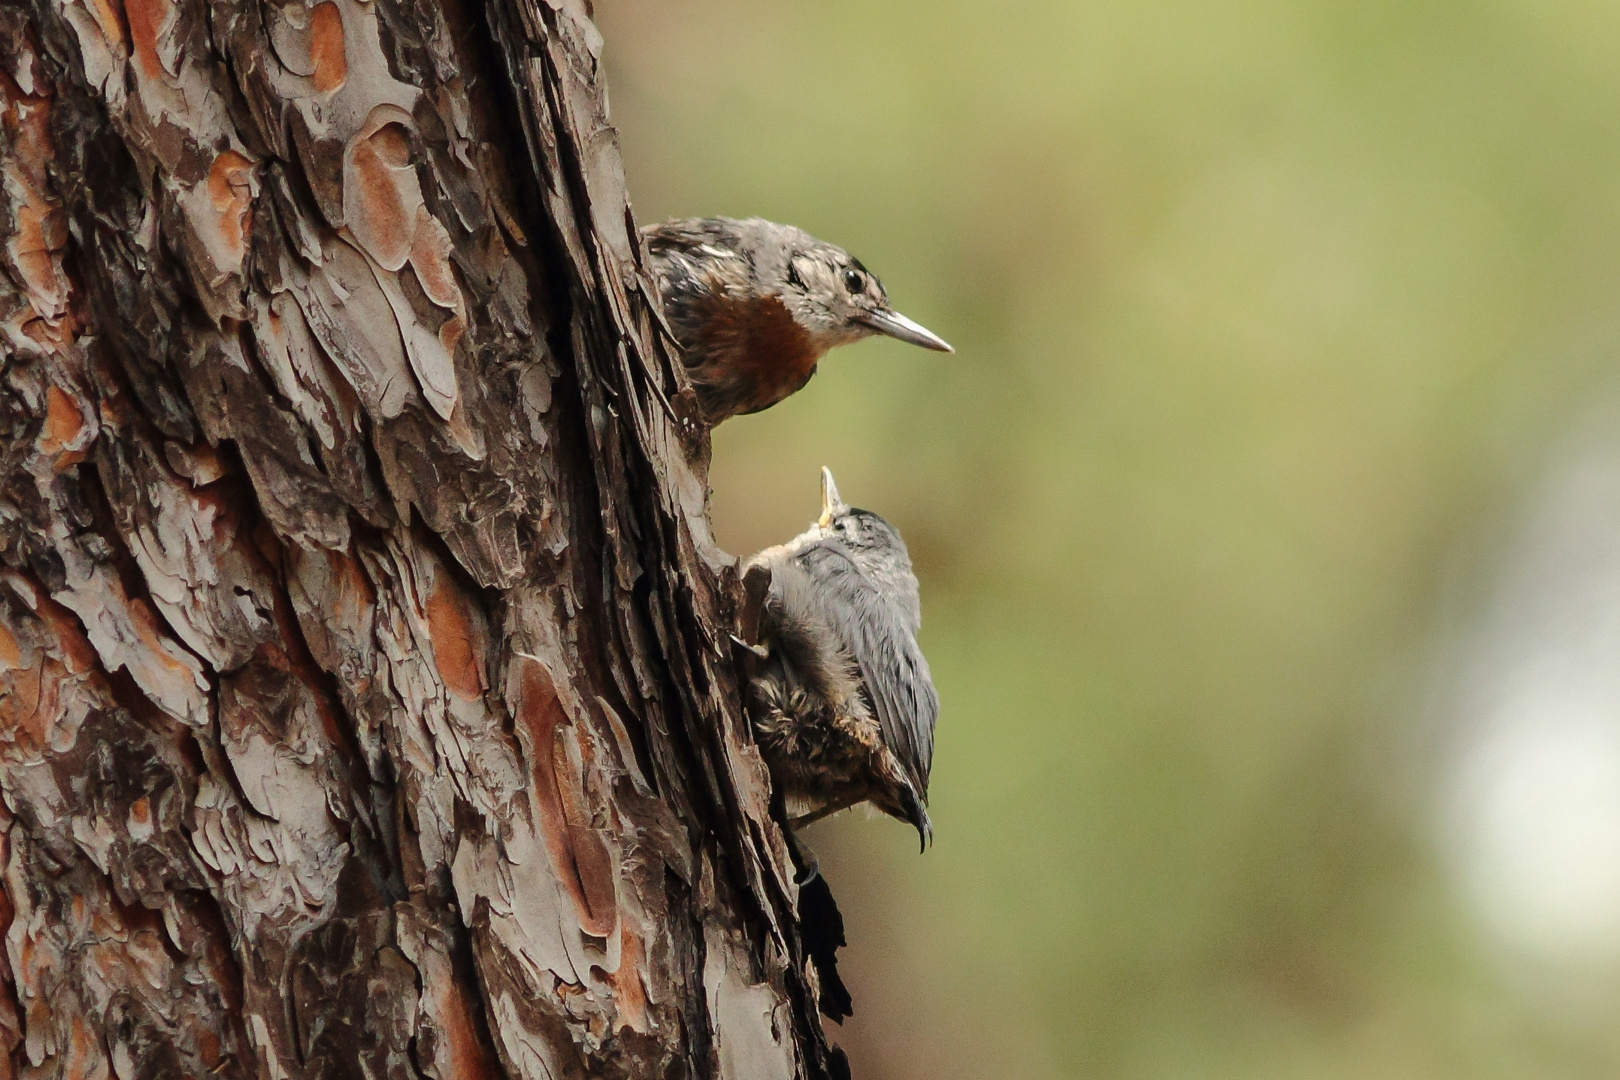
{"left": 87, "top": 0, "right": 130, "bottom": 56}
{"left": 367, "top": 124, "right": 411, "bottom": 170}
{"left": 344, "top": 110, "right": 419, "bottom": 270}
{"left": 325, "top": 548, "right": 375, "bottom": 626}
{"left": 0, "top": 621, "right": 19, "bottom": 672}
{"left": 123, "top": 0, "right": 173, "bottom": 79}
{"left": 427, "top": 964, "right": 502, "bottom": 1080}
{"left": 33, "top": 595, "right": 96, "bottom": 676}
{"left": 64, "top": 1012, "right": 103, "bottom": 1080}
{"left": 196, "top": 1030, "right": 221, "bottom": 1069}
{"left": 308, "top": 2, "right": 347, "bottom": 92}
{"left": 409, "top": 210, "right": 459, "bottom": 309}
{"left": 206, "top": 150, "right": 256, "bottom": 269}
{"left": 165, "top": 440, "right": 227, "bottom": 486}
{"left": 423, "top": 575, "right": 482, "bottom": 700}
{"left": 567, "top": 825, "right": 616, "bottom": 939}
{"left": 552, "top": 720, "right": 617, "bottom": 938}
{"left": 406, "top": 212, "right": 468, "bottom": 356}
{"left": 515, "top": 657, "right": 619, "bottom": 939}
{"left": 0, "top": 655, "right": 54, "bottom": 756}
{"left": 129, "top": 597, "right": 197, "bottom": 681}
{"left": 12, "top": 203, "right": 67, "bottom": 314}
{"left": 439, "top": 316, "right": 465, "bottom": 358}
{"left": 187, "top": 442, "right": 225, "bottom": 483}
{"left": 607, "top": 924, "right": 650, "bottom": 1033}
{"left": 36, "top": 385, "right": 83, "bottom": 456}
{"left": 351, "top": 128, "right": 412, "bottom": 254}
{"left": 0, "top": 75, "right": 50, "bottom": 186}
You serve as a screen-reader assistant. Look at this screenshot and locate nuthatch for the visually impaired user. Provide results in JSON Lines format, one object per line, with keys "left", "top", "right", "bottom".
{"left": 740, "top": 468, "right": 937, "bottom": 851}
{"left": 642, "top": 216, "right": 953, "bottom": 425}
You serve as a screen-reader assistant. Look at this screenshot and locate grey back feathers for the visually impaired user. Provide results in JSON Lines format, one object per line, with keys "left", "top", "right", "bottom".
{"left": 789, "top": 515, "right": 935, "bottom": 794}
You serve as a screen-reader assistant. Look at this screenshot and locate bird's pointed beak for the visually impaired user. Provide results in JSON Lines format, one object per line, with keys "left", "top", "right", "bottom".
{"left": 818, "top": 466, "right": 844, "bottom": 529}
{"left": 858, "top": 307, "right": 953, "bottom": 353}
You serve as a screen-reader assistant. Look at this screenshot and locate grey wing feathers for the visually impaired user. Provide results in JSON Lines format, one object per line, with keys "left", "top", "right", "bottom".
{"left": 641, "top": 218, "right": 747, "bottom": 276}
{"left": 792, "top": 542, "right": 937, "bottom": 796}
{"left": 760, "top": 560, "right": 864, "bottom": 711}
{"left": 640, "top": 219, "right": 750, "bottom": 331}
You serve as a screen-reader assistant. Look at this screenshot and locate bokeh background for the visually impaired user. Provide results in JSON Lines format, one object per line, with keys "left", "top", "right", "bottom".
{"left": 593, "top": 2, "right": 1620, "bottom": 1076}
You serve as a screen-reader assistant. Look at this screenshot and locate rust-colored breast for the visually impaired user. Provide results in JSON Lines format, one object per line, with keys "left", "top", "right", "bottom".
{"left": 687, "top": 293, "right": 820, "bottom": 421}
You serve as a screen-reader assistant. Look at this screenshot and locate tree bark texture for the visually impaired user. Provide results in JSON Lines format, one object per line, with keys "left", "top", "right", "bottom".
{"left": 0, "top": 0, "right": 841, "bottom": 1076}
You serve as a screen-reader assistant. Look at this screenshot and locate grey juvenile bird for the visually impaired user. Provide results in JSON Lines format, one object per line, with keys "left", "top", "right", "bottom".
{"left": 741, "top": 468, "right": 938, "bottom": 850}
{"left": 642, "top": 216, "right": 953, "bottom": 425}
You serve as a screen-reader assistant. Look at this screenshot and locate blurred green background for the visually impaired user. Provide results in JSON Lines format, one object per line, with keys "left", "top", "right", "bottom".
{"left": 593, "top": 2, "right": 1620, "bottom": 1076}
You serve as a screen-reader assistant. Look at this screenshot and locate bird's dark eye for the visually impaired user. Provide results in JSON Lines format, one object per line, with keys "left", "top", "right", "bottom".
{"left": 843, "top": 269, "right": 864, "bottom": 294}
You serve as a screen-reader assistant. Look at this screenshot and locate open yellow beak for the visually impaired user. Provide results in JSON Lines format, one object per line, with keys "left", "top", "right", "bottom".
{"left": 817, "top": 466, "right": 843, "bottom": 529}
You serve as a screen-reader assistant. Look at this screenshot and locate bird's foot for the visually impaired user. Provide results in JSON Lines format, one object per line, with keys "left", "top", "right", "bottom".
{"left": 729, "top": 633, "right": 770, "bottom": 660}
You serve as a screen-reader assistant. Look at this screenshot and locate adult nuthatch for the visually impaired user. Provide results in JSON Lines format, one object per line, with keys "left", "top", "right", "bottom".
{"left": 741, "top": 468, "right": 937, "bottom": 851}
{"left": 642, "top": 216, "right": 953, "bottom": 425}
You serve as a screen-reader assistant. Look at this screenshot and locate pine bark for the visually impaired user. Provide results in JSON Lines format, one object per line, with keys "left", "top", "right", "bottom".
{"left": 0, "top": 0, "right": 840, "bottom": 1077}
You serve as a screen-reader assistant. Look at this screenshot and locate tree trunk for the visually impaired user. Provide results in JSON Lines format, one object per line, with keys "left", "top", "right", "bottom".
{"left": 0, "top": 0, "right": 841, "bottom": 1076}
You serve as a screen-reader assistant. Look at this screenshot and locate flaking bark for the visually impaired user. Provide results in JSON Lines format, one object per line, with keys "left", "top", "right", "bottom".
{"left": 0, "top": 0, "right": 844, "bottom": 1077}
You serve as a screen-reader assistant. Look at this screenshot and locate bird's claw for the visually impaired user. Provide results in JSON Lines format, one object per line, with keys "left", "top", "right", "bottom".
{"left": 729, "top": 633, "right": 770, "bottom": 660}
